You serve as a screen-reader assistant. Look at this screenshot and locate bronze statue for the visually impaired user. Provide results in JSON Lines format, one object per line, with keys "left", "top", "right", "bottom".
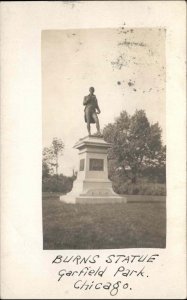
{"left": 83, "top": 87, "right": 101, "bottom": 136}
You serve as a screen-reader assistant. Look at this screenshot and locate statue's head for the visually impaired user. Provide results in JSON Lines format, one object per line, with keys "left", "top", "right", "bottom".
{"left": 89, "top": 87, "right": 95, "bottom": 94}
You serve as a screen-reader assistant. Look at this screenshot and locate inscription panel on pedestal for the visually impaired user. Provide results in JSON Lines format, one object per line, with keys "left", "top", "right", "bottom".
{"left": 79, "top": 159, "right": 85, "bottom": 171}
{"left": 89, "top": 159, "right": 104, "bottom": 171}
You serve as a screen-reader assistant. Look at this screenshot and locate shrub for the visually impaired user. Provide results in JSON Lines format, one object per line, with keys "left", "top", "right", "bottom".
{"left": 112, "top": 180, "right": 166, "bottom": 196}
{"left": 42, "top": 174, "right": 75, "bottom": 193}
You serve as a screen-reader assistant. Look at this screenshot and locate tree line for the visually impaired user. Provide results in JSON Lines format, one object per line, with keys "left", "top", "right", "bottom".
{"left": 42, "top": 137, "right": 76, "bottom": 193}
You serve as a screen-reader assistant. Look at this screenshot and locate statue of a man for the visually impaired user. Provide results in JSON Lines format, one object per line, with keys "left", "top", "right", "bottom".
{"left": 83, "top": 87, "right": 101, "bottom": 136}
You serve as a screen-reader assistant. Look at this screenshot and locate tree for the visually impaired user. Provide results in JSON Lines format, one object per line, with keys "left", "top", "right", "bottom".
{"left": 103, "top": 110, "right": 166, "bottom": 183}
{"left": 42, "top": 147, "right": 54, "bottom": 176}
{"left": 42, "top": 160, "right": 50, "bottom": 179}
{"left": 52, "top": 138, "right": 64, "bottom": 175}
{"left": 42, "top": 137, "right": 64, "bottom": 176}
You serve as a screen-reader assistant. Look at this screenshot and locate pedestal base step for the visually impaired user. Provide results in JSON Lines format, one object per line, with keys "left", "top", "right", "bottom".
{"left": 60, "top": 195, "right": 127, "bottom": 204}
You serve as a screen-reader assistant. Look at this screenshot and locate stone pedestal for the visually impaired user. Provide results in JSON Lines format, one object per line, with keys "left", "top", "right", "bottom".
{"left": 60, "top": 135, "right": 127, "bottom": 204}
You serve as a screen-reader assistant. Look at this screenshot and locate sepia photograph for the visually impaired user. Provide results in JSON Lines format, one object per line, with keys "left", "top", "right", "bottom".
{"left": 1, "top": 1, "right": 186, "bottom": 299}
{"left": 42, "top": 28, "right": 166, "bottom": 250}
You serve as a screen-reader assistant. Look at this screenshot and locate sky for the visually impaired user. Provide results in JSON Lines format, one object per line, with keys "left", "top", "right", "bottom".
{"left": 42, "top": 28, "right": 166, "bottom": 176}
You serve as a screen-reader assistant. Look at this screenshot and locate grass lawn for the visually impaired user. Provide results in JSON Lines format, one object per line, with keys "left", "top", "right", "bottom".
{"left": 42, "top": 194, "right": 166, "bottom": 249}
